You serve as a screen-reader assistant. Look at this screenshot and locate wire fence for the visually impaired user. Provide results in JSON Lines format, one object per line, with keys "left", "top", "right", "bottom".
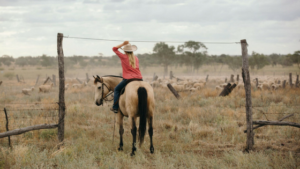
{"left": 0, "top": 102, "right": 59, "bottom": 132}
{"left": 63, "top": 36, "right": 241, "bottom": 44}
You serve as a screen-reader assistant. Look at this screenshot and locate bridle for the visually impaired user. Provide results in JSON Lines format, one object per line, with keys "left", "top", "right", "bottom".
{"left": 100, "top": 82, "right": 114, "bottom": 105}
{"left": 94, "top": 75, "right": 123, "bottom": 106}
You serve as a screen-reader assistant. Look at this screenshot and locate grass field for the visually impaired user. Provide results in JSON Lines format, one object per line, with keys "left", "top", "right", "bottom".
{"left": 0, "top": 64, "right": 299, "bottom": 168}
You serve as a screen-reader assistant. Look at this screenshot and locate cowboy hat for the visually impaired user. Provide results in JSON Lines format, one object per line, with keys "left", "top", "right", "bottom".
{"left": 122, "top": 44, "right": 137, "bottom": 52}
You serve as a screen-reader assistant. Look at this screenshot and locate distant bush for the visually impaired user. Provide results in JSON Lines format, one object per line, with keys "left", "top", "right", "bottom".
{"left": 4, "top": 72, "right": 15, "bottom": 80}
{"left": 36, "top": 67, "right": 42, "bottom": 70}
{"left": 0, "top": 67, "right": 4, "bottom": 71}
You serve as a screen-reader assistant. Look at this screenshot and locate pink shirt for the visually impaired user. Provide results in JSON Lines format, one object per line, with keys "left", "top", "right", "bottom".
{"left": 112, "top": 47, "right": 143, "bottom": 79}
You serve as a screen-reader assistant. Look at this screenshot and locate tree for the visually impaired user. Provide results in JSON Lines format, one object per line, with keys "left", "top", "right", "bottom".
{"left": 177, "top": 41, "right": 207, "bottom": 73}
{"left": 153, "top": 42, "right": 175, "bottom": 76}
{"left": 226, "top": 56, "right": 242, "bottom": 72}
{"left": 15, "top": 57, "right": 28, "bottom": 67}
{"left": 291, "top": 50, "right": 300, "bottom": 69}
{"left": 0, "top": 55, "right": 14, "bottom": 67}
{"left": 279, "top": 54, "right": 293, "bottom": 67}
{"left": 269, "top": 53, "right": 281, "bottom": 67}
{"left": 40, "top": 54, "right": 55, "bottom": 67}
{"left": 249, "top": 52, "right": 269, "bottom": 70}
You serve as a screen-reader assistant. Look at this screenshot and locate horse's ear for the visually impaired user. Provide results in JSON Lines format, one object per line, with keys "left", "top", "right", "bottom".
{"left": 96, "top": 75, "right": 103, "bottom": 83}
{"left": 93, "top": 75, "right": 103, "bottom": 84}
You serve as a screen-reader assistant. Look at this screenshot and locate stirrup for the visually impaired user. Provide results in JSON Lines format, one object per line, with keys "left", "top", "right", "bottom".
{"left": 110, "top": 107, "right": 118, "bottom": 114}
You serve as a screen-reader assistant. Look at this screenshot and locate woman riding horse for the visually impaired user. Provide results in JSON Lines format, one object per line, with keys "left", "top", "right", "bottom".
{"left": 94, "top": 41, "right": 154, "bottom": 156}
{"left": 110, "top": 41, "right": 142, "bottom": 113}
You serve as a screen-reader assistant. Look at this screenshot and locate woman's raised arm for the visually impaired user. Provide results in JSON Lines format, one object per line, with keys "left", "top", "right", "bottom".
{"left": 115, "top": 41, "right": 129, "bottom": 48}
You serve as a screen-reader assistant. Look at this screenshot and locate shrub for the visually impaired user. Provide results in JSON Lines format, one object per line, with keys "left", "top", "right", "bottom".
{"left": 4, "top": 72, "right": 15, "bottom": 79}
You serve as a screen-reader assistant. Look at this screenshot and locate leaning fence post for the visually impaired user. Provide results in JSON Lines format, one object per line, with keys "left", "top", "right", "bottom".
{"left": 241, "top": 39, "right": 254, "bottom": 151}
{"left": 35, "top": 75, "right": 40, "bottom": 86}
{"left": 86, "top": 73, "right": 90, "bottom": 83}
{"left": 167, "top": 83, "right": 181, "bottom": 99}
{"left": 57, "top": 33, "right": 66, "bottom": 145}
{"left": 4, "top": 108, "right": 11, "bottom": 148}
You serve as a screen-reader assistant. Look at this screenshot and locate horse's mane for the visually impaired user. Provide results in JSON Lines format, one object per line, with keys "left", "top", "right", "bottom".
{"left": 102, "top": 75, "right": 123, "bottom": 78}
{"left": 94, "top": 75, "right": 123, "bottom": 84}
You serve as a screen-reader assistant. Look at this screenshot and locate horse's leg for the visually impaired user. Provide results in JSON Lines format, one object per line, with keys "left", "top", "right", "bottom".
{"left": 148, "top": 116, "right": 154, "bottom": 154}
{"left": 117, "top": 113, "right": 124, "bottom": 151}
{"left": 130, "top": 117, "right": 137, "bottom": 156}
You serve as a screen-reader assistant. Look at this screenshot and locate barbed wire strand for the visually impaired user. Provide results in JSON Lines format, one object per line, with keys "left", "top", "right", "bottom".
{"left": 0, "top": 109, "right": 59, "bottom": 112}
{"left": 63, "top": 36, "right": 240, "bottom": 44}
{"left": 2, "top": 103, "right": 58, "bottom": 105}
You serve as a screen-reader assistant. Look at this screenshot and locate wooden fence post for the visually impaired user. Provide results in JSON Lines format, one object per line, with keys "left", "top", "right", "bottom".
{"left": 43, "top": 77, "right": 52, "bottom": 85}
{"left": 206, "top": 74, "right": 209, "bottom": 82}
{"left": 86, "top": 73, "right": 90, "bottom": 83}
{"left": 283, "top": 80, "right": 286, "bottom": 89}
{"left": 296, "top": 75, "right": 299, "bottom": 88}
{"left": 230, "top": 74, "right": 234, "bottom": 82}
{"left": 170, "top": 71, "right": 173, "bottom": 79}
{"left": 237, "top": 74, "right": 239, "bottom": 82}
{"left": 241, "top": 39, "right": 254, "bottom": 151}
{"left": 76, "top": 78, "right": 83, "bottom": 84}
{"left": 16, "top": 75, "right": 20, "bottom": 83}
{"left": 225, "top": 78, "right": 227, "bottom": 83}
{"left": 255, "top": 78, "right": 258, "bottom": 88}
{"left": 167, "top": 83, "right": 181, "bottom": 99}
{"left": 4, "top": 108, "right": 11, "bottom": 148}
{"left": 35, "top": 75, "right": 40, "bottom": 86}
{"left": 289, "top": 73, "right": 293, "bottom": 88}
{"left": 57, "top": 33, "right": 66, "bottom": 144}
{"left": 52, "top": 75, "right": 56, "bottom": 87}
{"left": 153, "top": 73, "right": 156, "bottom": 81}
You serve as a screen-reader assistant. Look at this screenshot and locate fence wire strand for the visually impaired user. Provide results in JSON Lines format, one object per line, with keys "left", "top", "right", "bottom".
{"left": 63, "top": 36, "right": 240, "bottom": 44}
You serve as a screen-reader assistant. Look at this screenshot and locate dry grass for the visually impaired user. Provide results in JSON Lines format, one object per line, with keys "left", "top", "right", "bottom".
{"left": 0, "top": 66, "right": 300, "bottom": 168}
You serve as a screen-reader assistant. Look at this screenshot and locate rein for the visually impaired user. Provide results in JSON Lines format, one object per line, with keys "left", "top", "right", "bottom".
{"left": 101, "top": 82, "right": 114, "bottom": 105}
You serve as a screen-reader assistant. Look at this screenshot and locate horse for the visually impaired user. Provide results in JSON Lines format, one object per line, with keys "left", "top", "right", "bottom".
{"left": 93, "top": 75, "right": 155, "bottom": 156}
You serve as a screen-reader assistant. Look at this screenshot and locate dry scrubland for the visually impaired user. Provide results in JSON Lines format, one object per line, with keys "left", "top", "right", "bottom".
{"left": 0, "top": 65, "right": 300, "bottom": 168}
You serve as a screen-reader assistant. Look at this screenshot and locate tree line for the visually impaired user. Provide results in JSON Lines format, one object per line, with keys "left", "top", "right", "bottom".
{"left": 1, "top": 41, "right": 299, "bottom": 74}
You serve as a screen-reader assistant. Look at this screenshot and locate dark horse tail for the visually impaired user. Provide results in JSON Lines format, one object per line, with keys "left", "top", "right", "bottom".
{"left": 138, "top": 87, "right": 147, "bottom": 146}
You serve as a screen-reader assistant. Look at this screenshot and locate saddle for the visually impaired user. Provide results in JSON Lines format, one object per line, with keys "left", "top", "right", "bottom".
{"left": 120, "top": 79, "right": 143, "bottom": 95}
{"left": 115, "top": 79, "right": 143, "bottom": 105}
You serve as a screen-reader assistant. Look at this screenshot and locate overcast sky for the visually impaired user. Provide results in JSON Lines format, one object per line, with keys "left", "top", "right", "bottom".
{"left": 0, "top": 0, "right": 299, "bottom": 57}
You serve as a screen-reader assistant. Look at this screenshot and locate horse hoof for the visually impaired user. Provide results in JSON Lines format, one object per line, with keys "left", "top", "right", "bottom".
{"left": 130, "top": 152, "right": 135, "bottom": 156}
{"left": 118, "top": 147, "right": 123, "bottom": 151}
{"left": 150, "top": 147, "right": 154, "bottom": 154}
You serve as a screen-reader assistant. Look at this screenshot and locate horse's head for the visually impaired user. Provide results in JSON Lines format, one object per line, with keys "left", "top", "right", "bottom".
{"left": 93, "top": 75, "right": 111, "bottom": 106}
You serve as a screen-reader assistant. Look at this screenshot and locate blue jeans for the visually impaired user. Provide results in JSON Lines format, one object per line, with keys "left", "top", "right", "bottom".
{"left": 113, "top": 79, "right": 128, "bottom": 110}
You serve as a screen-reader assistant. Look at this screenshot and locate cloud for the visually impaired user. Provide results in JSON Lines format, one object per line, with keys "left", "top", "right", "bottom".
{"left": 0, "top": 0, "right": 299, "bottom": 57}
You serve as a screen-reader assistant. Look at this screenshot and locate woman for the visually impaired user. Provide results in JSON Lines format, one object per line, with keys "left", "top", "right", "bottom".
{"left": 110, "top": 41, "right": 143, "bottom": 113}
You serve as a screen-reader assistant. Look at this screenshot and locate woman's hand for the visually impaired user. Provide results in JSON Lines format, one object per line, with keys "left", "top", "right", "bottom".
{"left": 123, "top": 41, "right": 129, "bottom": 45}
{"left": 115, "top": 41, "right": 129, "bottom": 49}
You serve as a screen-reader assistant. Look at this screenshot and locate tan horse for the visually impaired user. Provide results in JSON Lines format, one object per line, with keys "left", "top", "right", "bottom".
{"left": 94, "top": 75, "right": 155, "bottom": 156}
